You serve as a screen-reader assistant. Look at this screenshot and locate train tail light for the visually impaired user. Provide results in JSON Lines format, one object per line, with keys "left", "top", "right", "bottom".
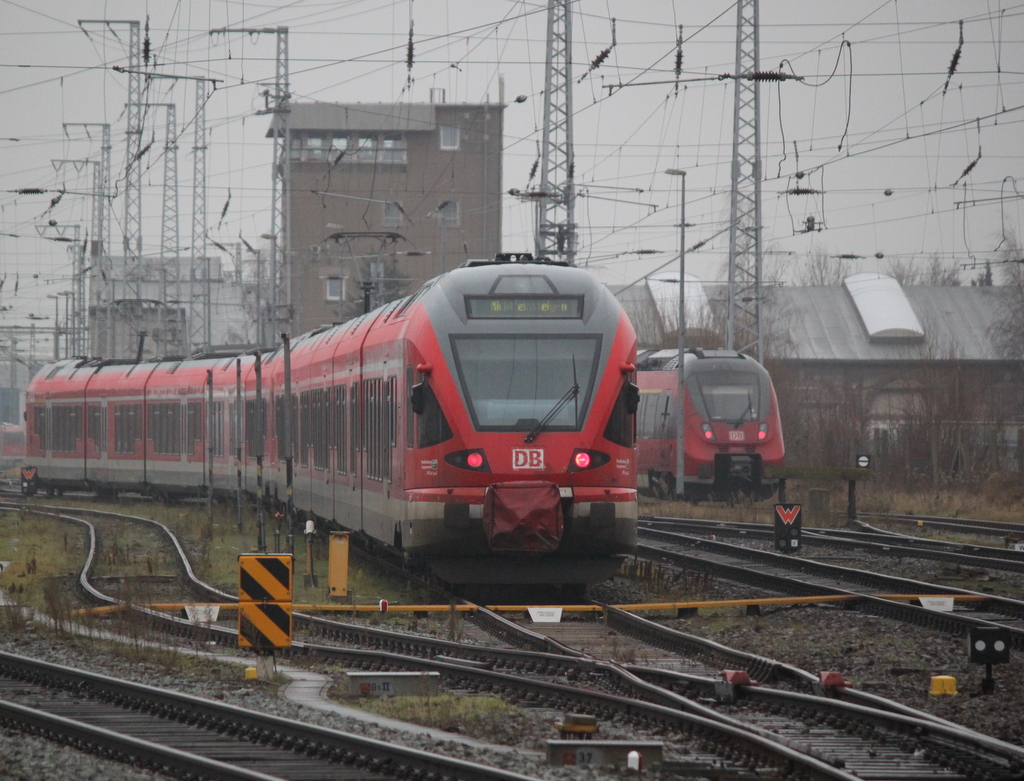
{"left": 701, "top": 423, "right": 714, "bottom": 441}
{"left": 758, "top": 423, "right": 769, "bottom": 440}
{"left": 567, "top": 449, "right": 610, "bottom": 472}
{"left": 445, "top": 449, "right": 491, "bottom": 472}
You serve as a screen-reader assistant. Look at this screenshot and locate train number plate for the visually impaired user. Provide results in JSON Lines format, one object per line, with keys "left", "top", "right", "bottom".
{"left": 728, "top": 430, "right": 745, "bottom": 441}
{"left": 512, "top": 448, "right": 545, "bottom": 469}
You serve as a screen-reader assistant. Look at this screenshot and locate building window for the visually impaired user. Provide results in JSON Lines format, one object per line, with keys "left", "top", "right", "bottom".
{"left": 382, "top": 200, "right": 403, "bottom": 227}
{"left": 380, "top": 134, "right": 407, "bottom": 163}
{"left": 306, "top": 135, "right": 327, "bottom": 160}
{"left": 331, "top": 134, "right": 349, "bottom": 158}
{"left": 326, "top": 277, "right": 344, "bottom": 301}
{"left": 438, "top": 199, "right": 459, "bottom": 228}
{"left": 355, "top": 135, "right": 376, "bottom": 161}
{"left": 439, "top": 124, "right": 460, "bottom": 150}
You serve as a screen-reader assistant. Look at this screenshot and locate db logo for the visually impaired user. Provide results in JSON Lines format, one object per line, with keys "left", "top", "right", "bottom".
{"left": 512, "top": 448, "right": 545, "bottom": 469}
{"left": 729, "top": 430, "right": 745, "bottom": 441}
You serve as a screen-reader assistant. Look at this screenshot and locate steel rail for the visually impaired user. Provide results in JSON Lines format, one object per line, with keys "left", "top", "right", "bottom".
{"left": 636, "top": 529, "right": 1024, "bottom": 649}
{"left": 0, "top": 649, "right": 545, "bottom": 781}
{"left": 0, "top": 696, "right": 285, "bottom": 781}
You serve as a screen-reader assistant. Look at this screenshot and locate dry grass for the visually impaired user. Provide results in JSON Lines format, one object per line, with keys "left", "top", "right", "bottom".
{"left": 359, "top": 693, "right": 528, "bottom": 739}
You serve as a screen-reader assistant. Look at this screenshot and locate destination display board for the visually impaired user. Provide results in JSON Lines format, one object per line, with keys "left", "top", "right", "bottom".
{"left": 466, "top": 295, "right": 583, "bottom": 319}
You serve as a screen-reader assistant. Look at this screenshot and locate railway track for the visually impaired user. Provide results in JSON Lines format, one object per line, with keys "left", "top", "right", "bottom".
{"left": 637, "top": 524, "right": 1024, "bottom": 644}
{"left": 0, "top": 649, "right": 541, "bottom": 781}
{"left": 6, "top": 500, "right": 1024, "bottom": 778}
{"left": 640, "top": 515, "right": 1024, "bottom": 574}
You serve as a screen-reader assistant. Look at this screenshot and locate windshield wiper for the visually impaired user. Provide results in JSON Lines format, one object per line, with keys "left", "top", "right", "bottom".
{"left": 524, "top": 358, "right": 579, "bottom": 443}
{"left": 733, "top": 393, "right": 754, "bottom": 427}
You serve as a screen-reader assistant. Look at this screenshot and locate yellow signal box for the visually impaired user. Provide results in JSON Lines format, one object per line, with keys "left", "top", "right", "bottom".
{"left": 328, "top": 532, "right": 350, "bottom": 598}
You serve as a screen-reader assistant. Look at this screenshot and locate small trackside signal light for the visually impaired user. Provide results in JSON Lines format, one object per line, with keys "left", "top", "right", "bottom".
{"left": 758, "top": 423, "right": 768, "bottom": 440}
{"left": 702, "top": 423, "right": 714, "bottom": 440}
{"left": 574, "top": 451, "right": 591, "bottom": 469}
{"left": 466, "top": 452, "right": 483, "bottom": 468}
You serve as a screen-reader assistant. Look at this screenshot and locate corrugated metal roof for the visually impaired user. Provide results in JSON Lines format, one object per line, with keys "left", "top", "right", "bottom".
{"left": 613, "top": 279, "right": 1012, "bottom": 362}
{"left": 769, "top": 284, "right": 1010, "bottom": 361}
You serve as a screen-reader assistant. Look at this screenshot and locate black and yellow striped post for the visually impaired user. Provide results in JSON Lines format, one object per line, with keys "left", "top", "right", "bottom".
{"left": 238, "top": 554, "right": 293, "bottom": 652}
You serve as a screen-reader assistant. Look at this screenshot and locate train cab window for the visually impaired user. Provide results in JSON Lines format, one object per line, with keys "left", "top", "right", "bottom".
{"left": 449, "top": 335, "right": 600, "bottom": 432}
{"left": 688, "top": 366, "right": 768, "bottom": 423}
{"left": 603, "top": 381, "right": 638, "bottom": 448}
{"left": 415, "top": 380, "right": 453, "bottom": 448}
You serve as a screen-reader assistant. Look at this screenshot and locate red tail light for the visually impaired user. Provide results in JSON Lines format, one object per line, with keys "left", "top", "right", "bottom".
{"left": 702, "top": 423, "right": 714, "bottom": 440}
{"left": 444, "top": 449, "right": 490, "bottom": 472}
{"left": 758, "top": 423, "right": 768, "bottom": 440}
{"left": 567, "top": 449, "right": 610, "bottom": 472}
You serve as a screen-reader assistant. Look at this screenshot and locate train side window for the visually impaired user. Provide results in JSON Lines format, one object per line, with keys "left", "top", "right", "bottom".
{"left": 334, "top": 385, "right": 347, "bottom": 474}
{"left": 603, "top": 381, "right": 638, "bottom": 448}
{"left": 406, "top": 366, "right": 415, "bottom": 449}
{"left": 88, "top": 404, "right": 105, "bottom": 453}
{"left": 314, "top": 388, "right": 329, "bottom": 471}
{"left": 210, "top": 402, "right": 225, "bottom": 457}
{"left": 299, "top": 391, "right": 310, "bottom": 468}
{"left": 656, "top": 394, "right": 676, "bottom": 439}
{"left": 34, "top": 407, "right": 48, "bottom": 451}
{"left": 386, "top": 376, "right": 396, "bottom": 481}
{"left": 415, "top": 381, "right": 453, "bottom": 448}
{"left": 350, "top": 381, "right": 359, "bottom": 476}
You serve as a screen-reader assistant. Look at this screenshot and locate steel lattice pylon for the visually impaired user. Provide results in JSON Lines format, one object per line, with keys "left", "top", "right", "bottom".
{"left": 189, "top": 82, "right": 209, "bottom": 353}
{"left": 535, "top": 0, "right": 575, "bottom": 264}
{"left": 269, "top": 27, "right": 292, "bottom": 340}
{"left": 726, "top": 0, "right": 763, "bottom": 360}
{"left": 80, "top": 21, "right": 143, "bottom": 357}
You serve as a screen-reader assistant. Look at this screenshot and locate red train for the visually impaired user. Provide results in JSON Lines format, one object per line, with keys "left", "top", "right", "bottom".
{"left": 23, "top": 255, "right": 639, "bottom": 589}
{"left": 0, "top": 422, "right": 26, "bottom": 471}
{"left": 636, "top": 349, "right": 784, "bottom": 501}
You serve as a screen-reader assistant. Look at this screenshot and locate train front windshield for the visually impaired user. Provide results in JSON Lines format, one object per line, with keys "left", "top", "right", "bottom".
{"left": 451, "top": 335, "right": 601, "bottom": 431}
{"left": 688, "top": 363, "right": 770, "bottom": 423}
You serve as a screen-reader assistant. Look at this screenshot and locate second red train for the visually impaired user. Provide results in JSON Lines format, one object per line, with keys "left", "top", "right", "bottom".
{"left": 636, "top": 348, "right": 785, "bottom": 501}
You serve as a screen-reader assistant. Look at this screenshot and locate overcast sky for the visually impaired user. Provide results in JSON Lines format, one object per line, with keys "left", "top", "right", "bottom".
{"left": 1, "top": 0, "right": 1021, "bottom": 340}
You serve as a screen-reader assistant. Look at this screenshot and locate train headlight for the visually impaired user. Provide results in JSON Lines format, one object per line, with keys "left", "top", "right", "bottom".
{"left": 701, "top": 423, "right": 714, "bottom": 440}
{"left": 444, "top": 449, "right": 491, "bottom": 472}
{"left": 567, "top": 449, "right": 610, "bottom": 472}
{"left": 758, "top": 423, "right": 768, "bottom": 440}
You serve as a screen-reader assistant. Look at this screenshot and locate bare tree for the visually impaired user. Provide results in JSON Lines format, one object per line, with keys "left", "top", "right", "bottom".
{"left": 795, "top": 247, "right": 851, "bottom": 286}
{"left": 992, "top": 236, "right": 1024, "bottom": 359}
{"left": 885, "top": 255, "right": 962, "bottom": 286}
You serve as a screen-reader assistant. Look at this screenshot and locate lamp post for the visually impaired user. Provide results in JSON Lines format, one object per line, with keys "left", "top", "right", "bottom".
{"left": 665, "top": 169, "right": 686, "bottom": 500}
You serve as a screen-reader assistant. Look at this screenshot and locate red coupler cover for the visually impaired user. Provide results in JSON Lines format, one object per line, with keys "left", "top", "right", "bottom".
{"left": 483, "top": 481, "right": 564, "bottom": 552}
